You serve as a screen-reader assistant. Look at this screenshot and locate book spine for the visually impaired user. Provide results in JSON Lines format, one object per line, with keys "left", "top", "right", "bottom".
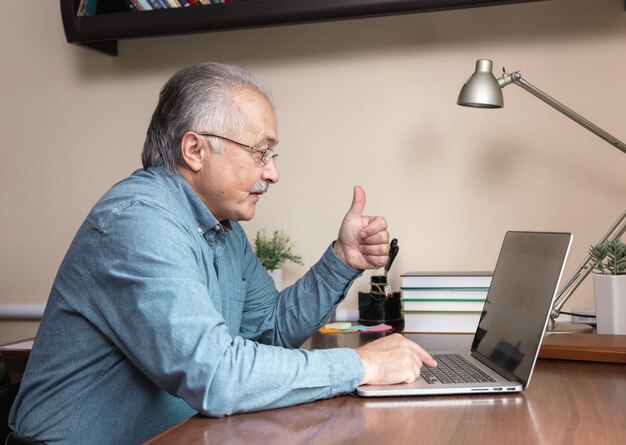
{"left": 80, "top": 0, "right": 98, "bottom": 16}
{"left": 76, "top": 0, "right": 87, "bottom": 16}
{"left": 402, "top": 312, "right": 481, "bottom": 333}
{"left": 402, "top": 300, "right": 485, "bottom": 312}
{"left": 401, "top": 278, "right": 492, "bottom": 288}
{"left": 401, "top": 273, "right": 492, "bottom": 288}
{"left": 147, "top": 0, "right": 165, "bottom": 8}
{"left": 133, "top": 0, "right": 153, "bottom": 10}
{"left": 401, "top": 289, "right": 489, "bottom": 300}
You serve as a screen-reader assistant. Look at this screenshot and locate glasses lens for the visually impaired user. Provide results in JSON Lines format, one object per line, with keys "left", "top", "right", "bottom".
{"left": 260, "top": 149, "right": 277, "bottom": 164}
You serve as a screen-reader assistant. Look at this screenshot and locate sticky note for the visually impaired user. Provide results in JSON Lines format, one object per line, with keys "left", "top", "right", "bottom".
{"left": 362, "top": 323, "right": 393, "bottom": 333}
{"left": 324, "top": 322, "right": 352, "bottom": 330}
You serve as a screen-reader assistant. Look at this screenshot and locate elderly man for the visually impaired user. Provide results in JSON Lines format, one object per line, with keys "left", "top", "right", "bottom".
{"left": 9, "top": 62, "right": 434, "bottom": 445}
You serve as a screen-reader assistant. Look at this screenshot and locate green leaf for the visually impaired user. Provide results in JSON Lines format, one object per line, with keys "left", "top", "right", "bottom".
{"left": 589, "top": 239, "right": 626, "bottom": 275}
{"left": 254, "top": 229, "right": 303, "bottom": 271}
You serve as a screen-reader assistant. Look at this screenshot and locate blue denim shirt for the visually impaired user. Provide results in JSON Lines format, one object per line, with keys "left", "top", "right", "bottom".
{"left": 9, "top": 166, "right": 364, "bottom": 445}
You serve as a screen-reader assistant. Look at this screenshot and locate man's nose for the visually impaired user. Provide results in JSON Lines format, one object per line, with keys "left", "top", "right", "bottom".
{"left": 262, "top": 158, "right": 280, "bottom": 184}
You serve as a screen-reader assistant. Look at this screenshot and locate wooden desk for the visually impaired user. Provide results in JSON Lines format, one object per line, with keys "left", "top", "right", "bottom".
{"left": 0, "top": 339, "right": 33, "bottom": 385}
{"left": 145, "top": 333, "right": 626, "bottom": 445}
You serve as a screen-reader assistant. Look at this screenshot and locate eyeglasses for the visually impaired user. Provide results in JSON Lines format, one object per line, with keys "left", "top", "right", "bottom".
{"left": 196, "top": 132, "right": 278, "bottom": 165}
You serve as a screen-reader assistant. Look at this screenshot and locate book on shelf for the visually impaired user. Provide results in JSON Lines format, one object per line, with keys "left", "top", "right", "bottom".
{"left": 120, "top": 0, "right": 209, "bottom": 12}
{"left": 120, "top": 0, "right": 150, "bottom": 11}
{"left": 77, "top": 0, "right": 98, "bottom": 16}
{"left": 147, "top": 0, "right": 165, "bottom": 8}
{"left": 402, "top": 300, "right": 486, "bottom": 312}
{"left": 401, "top": 271, "right": 492, "bottom": 289}
{"left": 402, "top": 312, "right": 481, "bottom": 334}
{"left": 401, "top": 288, "right": 489, "bottom": 301}
{"left": 83, "top": 0, "right": 231, "bottom": 14}
{"left": 136, "top": 0, "right": 153, "bottom": 10}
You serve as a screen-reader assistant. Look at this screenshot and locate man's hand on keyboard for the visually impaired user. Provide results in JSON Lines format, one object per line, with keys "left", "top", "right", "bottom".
{"left": 354, "top": 333, "right": 437, "bottom": 386}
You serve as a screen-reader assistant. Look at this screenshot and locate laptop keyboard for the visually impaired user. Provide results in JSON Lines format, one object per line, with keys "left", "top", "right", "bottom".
{"left": 421, "top": 354, "right": 496, "bottom": 384}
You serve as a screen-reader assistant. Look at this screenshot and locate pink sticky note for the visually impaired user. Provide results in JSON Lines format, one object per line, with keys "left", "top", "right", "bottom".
{"left": 362, "top": 323, "right": 393, "bottom": 333}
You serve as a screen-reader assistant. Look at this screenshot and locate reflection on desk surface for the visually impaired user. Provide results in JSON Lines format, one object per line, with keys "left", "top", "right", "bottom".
{"left": 146, "top": 355, "right": 626, "bottom": 445}
{"left": 362, "top": 395, "right": 524, "bottom": 408}
{"left": 146, "top": 396, "right": 366, "bottom": 445}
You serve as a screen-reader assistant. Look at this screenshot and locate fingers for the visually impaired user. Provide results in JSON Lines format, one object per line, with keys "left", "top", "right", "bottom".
{"left": 405, "top": 356, "right": 423, "bottom": 383}
{"left": 358, "top": 233, "right": 389, "bottom": 252}
{"left": 359, "top": 219, "right": 389, "bottom": 244}
{"left": 359, "top": 244, "right": 388, "bottom": 257}
{"left": 360, "top": 254, "right": 388, "bottom": 269}
{"left": 408, "top": 341, "right": 438, "bottom": 368}
{"left": 360, "top": 216, "right": 387, "bottom": 239}
{"left": 358, "top": 216, "right": 390, "bottom": 260}
{"left": 355, "top": 334, "right": 434, "bottom": 386}
{"left": 347, "top": 185, "right": 366, "bottom": 215}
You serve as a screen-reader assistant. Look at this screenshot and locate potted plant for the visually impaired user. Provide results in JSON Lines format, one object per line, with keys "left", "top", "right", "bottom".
{"left": 588, "top": 238, "right": 626, "bottom": 334}
{"left": 254, "top": 229, "right": 303, "bottom": 289}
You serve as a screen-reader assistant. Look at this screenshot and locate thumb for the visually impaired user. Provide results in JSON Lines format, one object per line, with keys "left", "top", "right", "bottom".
{"left": 347, "top": 185, "right": 366, "bottom": 215}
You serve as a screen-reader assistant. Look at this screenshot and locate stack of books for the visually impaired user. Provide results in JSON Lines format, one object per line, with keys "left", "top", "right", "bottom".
{"left": 401, "top": 271, "right": 492, "bottom": 333}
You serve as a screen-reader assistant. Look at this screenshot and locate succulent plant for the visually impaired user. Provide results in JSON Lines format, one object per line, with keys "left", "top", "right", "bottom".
{"left": 589, "top": 239, "right": 626, "bottom": 275}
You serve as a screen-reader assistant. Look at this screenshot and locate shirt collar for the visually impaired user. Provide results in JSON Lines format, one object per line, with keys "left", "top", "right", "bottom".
{"left": 145, "top": 165, "right": 232, "bottom": 235}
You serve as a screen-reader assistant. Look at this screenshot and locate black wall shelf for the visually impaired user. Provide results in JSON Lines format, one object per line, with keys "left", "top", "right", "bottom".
{"left": 61, "top": 0, "right": 546, "bottom": 56}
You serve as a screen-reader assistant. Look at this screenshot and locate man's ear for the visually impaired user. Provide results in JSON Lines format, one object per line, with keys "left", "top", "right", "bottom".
{"left": 180, "top": 131, "right": 205, "bottom": 172}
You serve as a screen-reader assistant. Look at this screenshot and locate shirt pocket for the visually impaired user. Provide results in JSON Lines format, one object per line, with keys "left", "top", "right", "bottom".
{"left": 225, "top": 278, "right": 246, "bottom": 335}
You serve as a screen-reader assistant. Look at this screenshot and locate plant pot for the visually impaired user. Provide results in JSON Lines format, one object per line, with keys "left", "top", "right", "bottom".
{"left": 269, "top": 269, "right": 282, "bottom": 290}
{"left": 593, "top": 274, "right": 626, "bottom": 335}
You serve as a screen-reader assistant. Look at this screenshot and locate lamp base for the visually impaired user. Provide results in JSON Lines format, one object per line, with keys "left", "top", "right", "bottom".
{"left": 546, "top": 321, "right": 594, "bottom": 335}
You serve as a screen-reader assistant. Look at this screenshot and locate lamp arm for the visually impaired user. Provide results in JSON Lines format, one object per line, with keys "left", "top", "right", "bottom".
{"left": 497, "top": 71, "right": 626, "bottom": 155}
{"left": 550, "top": 209, "right": 626, "bottom": 320}
{"left": 495, "top": 70, "right": 626, "bottom": 319}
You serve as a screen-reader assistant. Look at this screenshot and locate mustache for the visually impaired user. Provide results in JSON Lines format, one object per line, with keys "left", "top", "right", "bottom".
{"left": 251, "top": 181, "right": 269, "bottom": 194}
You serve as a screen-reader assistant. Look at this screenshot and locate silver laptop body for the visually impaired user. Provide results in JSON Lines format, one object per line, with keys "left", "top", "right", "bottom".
{"left": 357, "top": 231, "right": 573, "bottom": 397}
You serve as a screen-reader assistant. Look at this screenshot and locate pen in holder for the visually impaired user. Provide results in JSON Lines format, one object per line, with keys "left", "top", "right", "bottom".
{"left": 358, "top": 275, "right": 404, "bottom": 332}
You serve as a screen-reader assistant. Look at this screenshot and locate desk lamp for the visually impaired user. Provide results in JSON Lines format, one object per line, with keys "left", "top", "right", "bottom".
{"left": 457, "top": 59, "right": 626, "bottom": 334}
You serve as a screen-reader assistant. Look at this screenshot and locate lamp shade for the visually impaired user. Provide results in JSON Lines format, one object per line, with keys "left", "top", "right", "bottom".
{"left": 457, "top": 59, "right": 503, "bottom": 108}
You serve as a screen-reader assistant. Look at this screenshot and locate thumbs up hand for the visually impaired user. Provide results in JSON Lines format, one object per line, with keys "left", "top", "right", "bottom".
{"left": 333, "top": 186, "right": 390, "bottom": 270}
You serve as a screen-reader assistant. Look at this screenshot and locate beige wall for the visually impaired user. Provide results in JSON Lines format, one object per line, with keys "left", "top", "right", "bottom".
{"left": 1, "top": 0, "right": 625, "bottom": 342}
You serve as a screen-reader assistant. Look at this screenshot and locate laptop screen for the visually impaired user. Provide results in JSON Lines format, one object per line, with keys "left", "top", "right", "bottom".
{"left": 471, "top": 231, "right": 572, "bottom": 386}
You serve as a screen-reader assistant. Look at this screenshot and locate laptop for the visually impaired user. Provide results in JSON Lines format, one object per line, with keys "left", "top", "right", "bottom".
{"left": 357, "top": 231, "right": 573, "bottom": 397}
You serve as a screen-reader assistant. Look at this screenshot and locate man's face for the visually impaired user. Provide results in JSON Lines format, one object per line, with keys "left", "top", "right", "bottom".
{"left": 193, "top": 87, "right": 280, "bottom": 222}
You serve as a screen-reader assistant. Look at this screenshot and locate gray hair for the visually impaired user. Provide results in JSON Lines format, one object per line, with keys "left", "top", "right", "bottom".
{"left": 142, "top": 62, "right": 274, "bottom": 173}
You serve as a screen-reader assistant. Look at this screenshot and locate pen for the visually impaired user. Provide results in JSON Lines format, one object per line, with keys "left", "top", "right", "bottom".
{"left": 384, "top": 238, "right": 399, "bottom": 277}
{"left": 383, "top": 238, "right": 399, "bottom": 298}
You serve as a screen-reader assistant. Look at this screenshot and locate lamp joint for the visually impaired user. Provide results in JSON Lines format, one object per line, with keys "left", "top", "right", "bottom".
{"left": 497, "top": 71, "right": 519, "bottom": 88}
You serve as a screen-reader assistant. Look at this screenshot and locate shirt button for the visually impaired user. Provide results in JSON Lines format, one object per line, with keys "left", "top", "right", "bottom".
{"left": 215, "top": 225, "right": 222, "bottom": 231}
{"left": 197, "top": 226, "right": 204, "bottom": 233}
